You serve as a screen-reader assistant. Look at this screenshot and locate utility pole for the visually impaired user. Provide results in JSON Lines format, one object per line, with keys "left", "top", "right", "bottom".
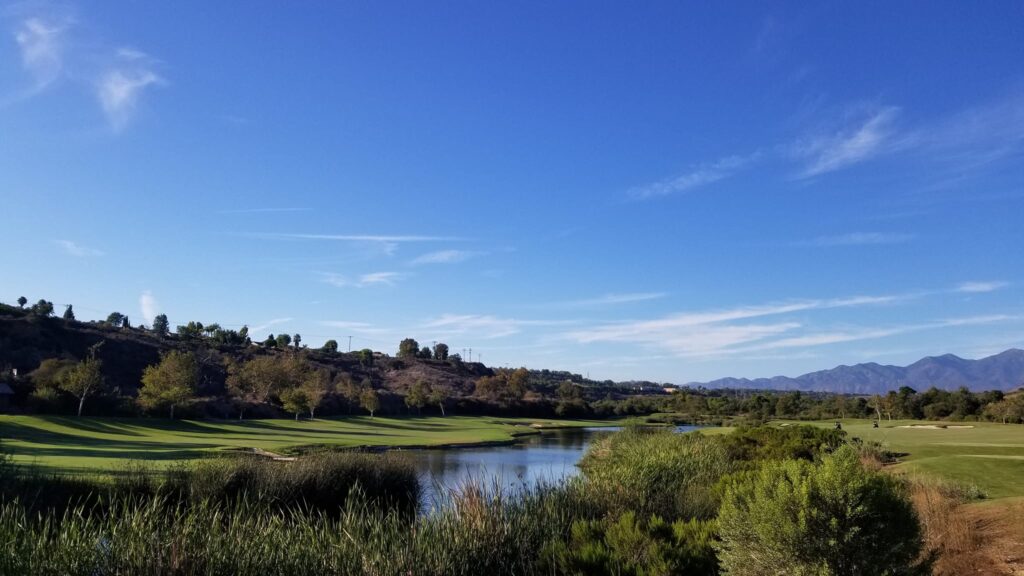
{"left": 469, "top": 348, "right": 472, "bottom": 363}
{"left": 347, "top": 336, "right": 352, "bottom": 352}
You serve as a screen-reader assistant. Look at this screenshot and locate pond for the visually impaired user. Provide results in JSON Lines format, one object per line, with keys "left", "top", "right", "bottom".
{"left": 410, "top": 425, "right": 701, "bottom": 506}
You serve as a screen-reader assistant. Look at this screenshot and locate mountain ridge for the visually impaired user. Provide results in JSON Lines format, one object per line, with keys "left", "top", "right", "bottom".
{"left": 689, "top": 349, "right": 1024, "bottom": 394}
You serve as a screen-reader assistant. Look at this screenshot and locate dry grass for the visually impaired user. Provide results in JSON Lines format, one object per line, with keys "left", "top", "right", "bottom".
{"left": 908, "top": 476, "right": 1024, "bottom": 575}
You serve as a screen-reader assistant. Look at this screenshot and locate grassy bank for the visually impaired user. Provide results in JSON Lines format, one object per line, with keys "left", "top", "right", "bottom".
{"left": 742, "top": 419, "right": 1024, "bottom": 499}
{"left": 0, "top": 415, "right": 619, "bottom": 474}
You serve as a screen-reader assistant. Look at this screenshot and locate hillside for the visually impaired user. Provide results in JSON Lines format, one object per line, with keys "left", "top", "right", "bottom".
{"left": 0, "top": 306, "right": 650, "bottom": 418}
{"left": 691, "top": 349, "right": 1024, "bottom": 394}
{"left": 0, "top": 309, "right": 500, "bottom": 416}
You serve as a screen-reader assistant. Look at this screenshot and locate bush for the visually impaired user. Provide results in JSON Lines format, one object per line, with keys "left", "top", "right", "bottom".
{"left": 578, "top": 427, "right": 733, "bottom": 520}
{"left": 543, "top": 511, "right": 718, "bottom": 576}
{"left": 718, "top": 424, "right": 846, "bottom": 464}
{"left": 716, "top": 445, "right": 930, "bottom": 576}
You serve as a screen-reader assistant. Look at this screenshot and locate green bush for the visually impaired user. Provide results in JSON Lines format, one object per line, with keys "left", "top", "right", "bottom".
{"left": 578, "top": 427, "right": 733, "bottom": 520}
{"left": 716, "top": 445, "right": 930, "bottom": 576}
{"left": 718, "top": 425, "right": 846, "bottom": 465}
{"left": 543, "top": 511, "right": 718, "bottom": 576}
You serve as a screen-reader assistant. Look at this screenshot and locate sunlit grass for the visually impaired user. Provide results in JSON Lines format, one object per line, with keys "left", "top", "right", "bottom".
{"left": 0, "top": 415, "right": 621, "bottom": 474}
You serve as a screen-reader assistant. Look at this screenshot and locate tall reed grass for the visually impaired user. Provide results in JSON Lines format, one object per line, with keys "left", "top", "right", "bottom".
{"left": 0, "top": 479, "right": 589, "bottom": 576}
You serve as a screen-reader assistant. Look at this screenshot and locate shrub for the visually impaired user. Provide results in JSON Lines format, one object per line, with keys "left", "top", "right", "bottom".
{"left": 543, "top": 511, "right": 718, "bottom": 576}
{"left": 716, "top": 445, "right": 930, "bottom": 576}
{"left": 578, "top": 427, "right": 733, "bottom": 520}
{"left": 718, "top": 424, "right": 846, "bottom": 465}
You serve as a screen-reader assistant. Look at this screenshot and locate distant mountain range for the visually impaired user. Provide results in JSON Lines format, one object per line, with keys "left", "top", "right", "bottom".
{"left": 689, "top": 349, "right": 1024, "bottom": 394}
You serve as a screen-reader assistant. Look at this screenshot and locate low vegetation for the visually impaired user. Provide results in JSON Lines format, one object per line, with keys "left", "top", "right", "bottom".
{"left": 0, "top": 423, "right": 963, "bottom": 575}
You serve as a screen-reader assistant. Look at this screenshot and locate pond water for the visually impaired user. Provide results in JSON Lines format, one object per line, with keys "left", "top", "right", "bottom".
{"left": 409, "top": 425, "right": 701, "bottom": 506}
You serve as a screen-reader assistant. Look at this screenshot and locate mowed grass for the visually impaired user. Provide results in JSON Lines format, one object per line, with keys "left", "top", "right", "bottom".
{"left": 769, "top": 419, "right": 1024, "bottom": 500}
{"left": 0, "top": 415, "right": 618, "bottom": 474}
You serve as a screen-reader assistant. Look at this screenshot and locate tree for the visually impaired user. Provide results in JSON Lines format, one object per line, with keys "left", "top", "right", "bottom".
{"left": 276, "top": 333, "right": 292, "bottom": 348}
{"left": 138, "top": 351, "right": 198, "bottom": 418}
{"left": 359, "top": 349, "right": 374, "bottom": 367}
{"left": 302, "top": 368, "right": 331, "bottom": 419}
{"left": 558, "top": 381, "right": 583, "bottom": 401}
{"left": 474, "top": 375, "right": 503, "bottom": 401}
{"left": 226, "top": 355, "right": 302, "bottom": 419}
{"left": 716, "top": 446, "right": 929, "bottom": 576}
{"left": 57, "top": 357, "right": 105, "bottom": 417}
{"left": 203, "top": 323, "right": 221, "bottom": 337}
{"left": 152, "top": 314, "right": 169, "bottom": 337}
{"left": 176, "top": 321, "right": 204, "bottom": 339}
{"left": 869, "top": 394, "right": 884, "bottom": 421}
{"left": 31, "top": 299, "right": 54, "bottom": 317}
{"left": 293, "top": 334, "right": 302, "bottom": 349}
{"left": 106, "top": 312, "right": 126, "bottom": 327}
{"left": 336, "top": 373, "right": 361, "bottom": 414}
{"left": 31, "top": 358, "right": 76, "bottom": 391}
{"left": 62, "top": 305, "right": 75, "bottom": 321}
{"left": 280, "top": 387, "right": 310, "bottom": 421}
{"left": 263, "top": 334, "right": 277, "bottom": 348}
{"left": 360, "top": 388, "right": 380, "bottom": 417}
{"left": 428, "top": 384, "right": 451, "bottom": 416}
{"left": 405, "top": 381, "right": 429, "bottom": 414}
{"left": 397, "top": 338, "right": 419, "bottom": 358}
{"left": 322, "top": 339, "right": 339, "bottom": 354}
{"left": 508, "top": 367, "right": 530, "bottom": 399}
{"left": 433, "top": 342, "right": 449, "bottom": 361}
{"left": 418, "top": 346, "right": 433, "bottom": 359}
{"left": 17, "top": 296, "right": 27, "bottom": 308}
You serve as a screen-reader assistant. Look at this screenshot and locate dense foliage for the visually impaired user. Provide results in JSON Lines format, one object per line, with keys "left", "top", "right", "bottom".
{"left": 717, "top": 446, "right": 930, "bottom": 575}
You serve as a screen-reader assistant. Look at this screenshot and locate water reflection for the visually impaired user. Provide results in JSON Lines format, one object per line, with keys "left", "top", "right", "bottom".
{"left": 410, "top": 425, "right": 700, "bottom": 506}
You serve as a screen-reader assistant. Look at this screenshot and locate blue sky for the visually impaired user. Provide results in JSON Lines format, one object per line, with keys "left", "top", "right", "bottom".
{"left": 1, "top": 1, "right": 1022, "bottom": 383}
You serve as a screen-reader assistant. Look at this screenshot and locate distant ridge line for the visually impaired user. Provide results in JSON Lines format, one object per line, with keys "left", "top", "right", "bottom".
{"left": 688, "top": 349, "right": 1024, "bottom": 394}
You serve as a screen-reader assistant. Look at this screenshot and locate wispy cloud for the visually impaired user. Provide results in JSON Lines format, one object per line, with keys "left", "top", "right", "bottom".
{"left": 249, "top": 317, "right": 293, "bottom": 336}
{"left": 922, "top": 93, "right": 1024, "bottom": 168}
{"left": 54, "top": 239, "right": 103, "bottom": 257}
{"left": 97, "top": 49, "right": 163, "bottom": 130}
{"left": 955, "top": 281, "right": 1009, "bottom": 294}
{"left": 542, "top": 292, "right": 668, "bottom": 308}
{"left": 422, "top": 314, "right": 573, "bottom": 340}
{"left": 628, "top": 153, "right": 759, "bottom": 199}
{"left": 737, "top": 315, "right": 1018, "bottom": 355}
{"left": 410, "top": 249, "right": 478, "bottom": 265}
{"left": 139, "top": 291, "right": 160, "bottom": 324}
{"left": 7, "top": 9, "right": 164, "bottom": 128}
{"left": 792, "top": 106, "right": 902, "bottom": 178}
{"left": 562, "top": 292, "right": 916, "bottom": 357}
{"left": 14, "top": 17, "right": 66, "bottom": 92}
{"left": 319, "top": 271, "right": 406, "bottom": 288}
{"left": 804, "top": 232, "right": 915, "bottom": 247}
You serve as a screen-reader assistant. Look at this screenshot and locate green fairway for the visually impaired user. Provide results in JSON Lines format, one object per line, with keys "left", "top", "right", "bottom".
{"left": 771, "top": 419, "right": 1024, "bottom": 500}
{"left": 0, "top": 415, "right": 618, "bottom": 474}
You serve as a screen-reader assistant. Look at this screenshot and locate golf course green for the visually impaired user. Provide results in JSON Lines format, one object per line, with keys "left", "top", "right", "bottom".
{"left": 0, "top": 415, "right": 618, "bottom": 474}
{"left": 769, "top": 419, "right": 1024, "bottom": 500}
